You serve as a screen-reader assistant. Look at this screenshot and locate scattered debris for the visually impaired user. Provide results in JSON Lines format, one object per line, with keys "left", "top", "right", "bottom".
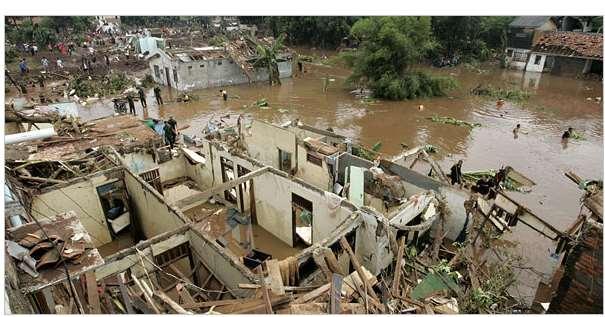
{"left": 428, "top": 115, "right": 481, "bottom": 129}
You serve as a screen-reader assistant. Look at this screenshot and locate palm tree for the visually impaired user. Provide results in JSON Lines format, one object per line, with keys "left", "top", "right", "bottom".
{"left": 250, "top": 34, "right": 285, "bottom": 86}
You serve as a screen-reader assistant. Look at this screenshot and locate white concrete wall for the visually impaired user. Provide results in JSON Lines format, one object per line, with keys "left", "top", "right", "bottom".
{"left": 150, "top": 52, "right": 293, "bottom": 91}
{"left": 187, "top": 229, "right": 256, "bottom": 298}
{"left": 124, "top": 171, "right": 186, "bottom": 239}
{"left": 158, "top": 155, "right": 188, "bottom": 182}
{"left": 31, "top": 175, "right": 117, "bottom": 247}
{"left": 526, "top": 53, "right": 547, "bottom": 73}
{"left": 243, "top": 120, "right": 297, "bottom": 172}
{"left": 253, "top": 172, "right": 352, "bottom": 247}
{"left": 296, "top": 145, "right": 331, "bottom": 191}
{"left": 149, "top": 51, "right": 175, "bottom": 87}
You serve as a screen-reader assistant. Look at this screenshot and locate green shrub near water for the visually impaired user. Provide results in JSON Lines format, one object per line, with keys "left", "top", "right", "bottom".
{"left": 471, "top": 84, "right": 531, "bottom": 102}
{"left": 372, "top": 71, "right": 458, "bottom": 100}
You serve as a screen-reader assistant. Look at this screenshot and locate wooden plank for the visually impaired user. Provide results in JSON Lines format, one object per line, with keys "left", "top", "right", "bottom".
{"left": 155, "top": 289, "right": 194, "bottom": 314}
{"left": 290, "top": 303, "right": 365, "bottom": 314}
{"left": 238, "top": 283, "right": 322, "bottom": 292}
{"left": 292, "top": 283, "right": 331, "bottom": 304}
{"left": 181, "top": 298, "right": 258, "bottom": 309}
{"left": 339, "top": 237, "right": 379, "bottom": 300}
{"left": 117, "top": 272, "right": 135, "bottom": 314}
{"left": 266, "top": 259, "right": 285, "bottom": 296}
{"left": 131, "top": 274, "right": 161, "bottom": 314}
{"left": 323, "top": 248, "right": 344, "bottom": 275}
{"left": 392, "top": 237, "right": 406, "bottom": 298}
{"left": 329, "top": 273, "right": 343, "bottom": 314}
{"left": 231, "top": 296, "right": 290, "bottom": 314}
{"left": 175, "top": 166, "right": 271, "bottom": 210}
{"left": 312, "top": 251, "right": 332, "bottom": 281}
{"left": 84, "top": 272, "right": 101, "bottom": 314}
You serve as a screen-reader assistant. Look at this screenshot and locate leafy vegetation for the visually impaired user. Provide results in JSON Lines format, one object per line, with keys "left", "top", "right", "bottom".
{"left": 265, "top": 17, "right": 361, "bottom": 49}
{"left": 428, "top": 115, "right": 481, "bottom": 129}
{"left": 342, "top": 17, "right": 457, "bottom": 100}
{"left": 431, "top": 16, "right": 515, "bottom": 62}
{"left": 471, "top": 84, "right": 531, "bottom": 102}
{"left": 69, "top": 73, "right": 134, "bottom": 98}
{"left": 251, "top": 34, "right": 285, "bottom": 86}
{"left": 5, "top": 17, "right": 93, "bottom": 47}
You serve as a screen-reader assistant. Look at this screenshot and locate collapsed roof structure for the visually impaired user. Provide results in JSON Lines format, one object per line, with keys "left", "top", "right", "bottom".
{"left": 4, "top": 114, "right": 600, "bottom": 314}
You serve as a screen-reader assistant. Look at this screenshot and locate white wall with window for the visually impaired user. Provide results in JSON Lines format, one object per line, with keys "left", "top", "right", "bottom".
{"left": 526, "top": 53, "right": 547, "bottom": 72}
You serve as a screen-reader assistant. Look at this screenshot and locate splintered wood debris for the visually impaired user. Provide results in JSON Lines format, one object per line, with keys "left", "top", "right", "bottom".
{"left": 5, "top": 114, "right": 161, "bottom": 161}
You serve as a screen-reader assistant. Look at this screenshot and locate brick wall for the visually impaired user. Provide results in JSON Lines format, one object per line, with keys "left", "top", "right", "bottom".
{"left": 548, "top": 219, "right": 603, "bottom": 314}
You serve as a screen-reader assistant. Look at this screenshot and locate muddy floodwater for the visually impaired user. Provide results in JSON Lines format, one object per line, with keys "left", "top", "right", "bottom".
{"left": 79, "top": 58, "right": 603, "bottom": 303}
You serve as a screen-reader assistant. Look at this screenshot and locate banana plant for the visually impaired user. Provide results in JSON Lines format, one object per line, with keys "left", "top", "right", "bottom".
{"left": 250, "top": 34, "right": 285, "bottom": 86}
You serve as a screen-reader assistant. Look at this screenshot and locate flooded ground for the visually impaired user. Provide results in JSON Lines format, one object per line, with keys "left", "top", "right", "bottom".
{"left": 75, "top": 58, "right": 602, "bottom": 303}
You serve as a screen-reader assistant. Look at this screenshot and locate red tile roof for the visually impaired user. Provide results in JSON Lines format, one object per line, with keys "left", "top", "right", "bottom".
{"left": 533, "top": 31, "right": 603, "bottom": 60}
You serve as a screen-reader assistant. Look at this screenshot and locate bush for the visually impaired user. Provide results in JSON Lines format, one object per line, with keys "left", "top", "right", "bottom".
{"left": 372, "top": 72, "right": 457, "bottom": 100}
{"left": 471, "top": 84, "right": 531, "bottom": 102}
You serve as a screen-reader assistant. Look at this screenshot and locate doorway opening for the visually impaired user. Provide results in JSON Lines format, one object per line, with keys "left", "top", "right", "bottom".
{"left": 292, "top": 193, "right": 313, "bottom": 247}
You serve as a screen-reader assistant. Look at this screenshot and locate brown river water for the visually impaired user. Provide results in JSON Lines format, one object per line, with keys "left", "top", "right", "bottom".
{"left": 77, "top": 58, "right": 602, "bottom": 303}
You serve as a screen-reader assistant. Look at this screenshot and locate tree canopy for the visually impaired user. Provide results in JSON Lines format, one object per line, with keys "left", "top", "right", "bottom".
{"left": 343, "top": 17, "right": 456, "bottom": 100}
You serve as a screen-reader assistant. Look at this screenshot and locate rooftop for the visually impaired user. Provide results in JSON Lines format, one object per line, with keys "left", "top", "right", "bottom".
{"left": 5, "top": 211, "right": 104, "bottom": 293}
{"left": 533, "top": 31, "right": 603, "bottom": 59}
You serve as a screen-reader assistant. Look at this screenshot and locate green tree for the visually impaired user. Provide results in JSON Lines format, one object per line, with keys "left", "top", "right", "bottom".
{"left": 343, "top": 17, "right": 456, "bottom": 100}
{"left": 431, "top": 16, "right": 514, "bottom": 61}
{"left": 251, "top": 34, "right": 285, "bottom": 85}
{"left": 266, "top": 17, "right": 360, "bottom": 49}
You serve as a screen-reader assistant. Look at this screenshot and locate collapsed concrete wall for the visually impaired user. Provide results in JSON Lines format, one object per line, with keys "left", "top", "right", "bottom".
{"left": 187, "top": 228, "right": 257, "bottom": 298}
{"left": 149, "top": 52, "right": 292, "bottom": 91}
{"left": 253, "top": 171, "right": 352, "bottom": 247}
{"left": 123, "top": 169, "right": 188, "bottom": 239}
{"left": 30, "top": 169, "right": 123, "bottom": 247}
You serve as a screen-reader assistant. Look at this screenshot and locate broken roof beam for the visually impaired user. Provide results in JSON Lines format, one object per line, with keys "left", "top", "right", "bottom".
{"left": 173, "top": 166, "right": 271, "bottom": 211}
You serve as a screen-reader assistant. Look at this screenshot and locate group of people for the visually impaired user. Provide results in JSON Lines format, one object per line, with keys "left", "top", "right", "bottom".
{"left": 120, "top": 86, "right": 164, "bottom": 115}
{"left": 449, "top": 159, "right": 510, "bottom": 198}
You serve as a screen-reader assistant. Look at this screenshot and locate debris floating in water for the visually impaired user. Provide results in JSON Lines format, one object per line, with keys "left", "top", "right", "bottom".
{"left": 254, "top": 98, "right": 269, "bottom": 108}
{"left": 427, "top": 115, "right": 481, "bottom": 129}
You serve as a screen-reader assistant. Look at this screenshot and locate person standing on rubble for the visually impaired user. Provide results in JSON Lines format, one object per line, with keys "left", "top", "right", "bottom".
{"left": 104, "top": 54, "right": 111, "bottom": 69}
{"left": 127, "top": 94, "right": 136, "bottom": 115}
{"left": 19, "top": 58, "right": 28, "bottom": 75}
{"left": 450, "top": 160, "right": 463, "bottom": 186}
{"left": 41, "top": 57, "right": 49, "bottom": 72}
{"left": 221, "top": 89, "right": 228, "bottom": 101}
{"left": 154, "top": 86, "right": 164, "bottom": 105}
{"left": 138, "top": 87, "right": 147, "bottom": 108}
{"left": 163, "top": 116, "right": 178, "bottom": 149}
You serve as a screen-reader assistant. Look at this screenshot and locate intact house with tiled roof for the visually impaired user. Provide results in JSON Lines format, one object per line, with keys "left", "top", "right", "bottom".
{"left": 525, "top": 31, "right": 603, "bottom": 75}
{"left": 505, "top": 16, "right": 558, "bottom": 70}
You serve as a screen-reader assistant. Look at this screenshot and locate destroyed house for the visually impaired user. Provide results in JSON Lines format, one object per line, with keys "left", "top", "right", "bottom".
{"left": 147, "top": 40, "right": 293, "bottom": 91}
{"left": 526, "top": 31, "right": 603, "bottom": 75}
{"left": 5, "top": 133, "right": 447, "bottom": 313}
{"left": 505, "top": 16, "right": 557, "bottom": 70}
{"left": 239, "top": 119, "right": 470, "bottom": 242}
